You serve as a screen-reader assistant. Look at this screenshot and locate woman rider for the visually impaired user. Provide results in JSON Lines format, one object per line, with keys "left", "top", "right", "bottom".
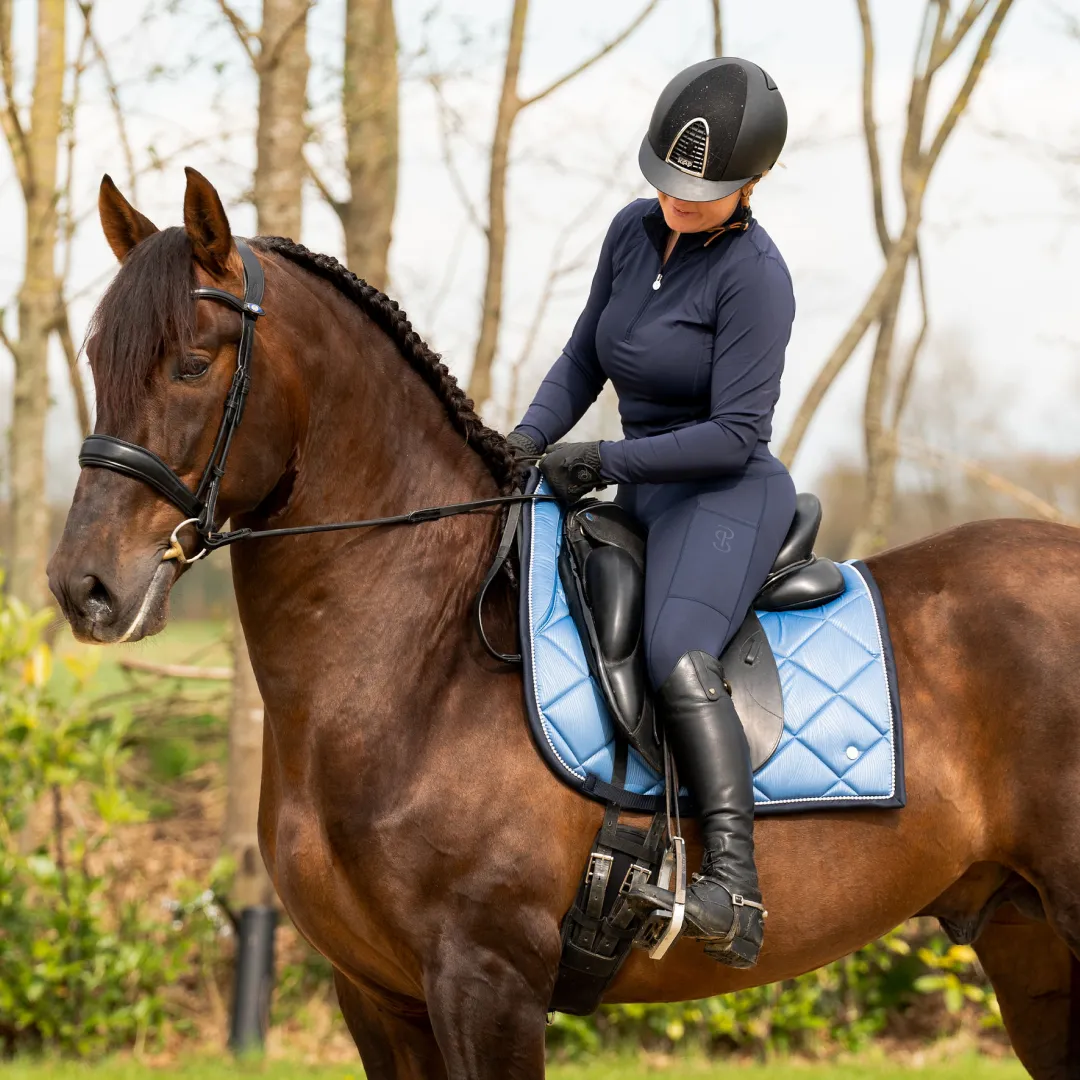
{"left": 506, "top": 58, "right": 796, "bottom": 969}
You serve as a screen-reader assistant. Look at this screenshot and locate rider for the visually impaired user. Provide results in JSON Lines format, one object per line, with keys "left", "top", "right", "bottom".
{"left": 506, "top": 58, "right": 796, "bottom": 968}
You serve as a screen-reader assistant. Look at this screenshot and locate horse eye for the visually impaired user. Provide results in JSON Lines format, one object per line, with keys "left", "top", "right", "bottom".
{"left": 177, "top": 355, "right": 210, "bottom": 381}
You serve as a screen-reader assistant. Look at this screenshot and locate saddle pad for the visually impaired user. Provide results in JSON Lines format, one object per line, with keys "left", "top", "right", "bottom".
{"left": 519, "top": 476, "right": 905, "bottom": 816}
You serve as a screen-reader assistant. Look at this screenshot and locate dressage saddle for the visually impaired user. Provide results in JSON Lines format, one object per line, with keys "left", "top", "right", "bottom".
{"left": 559, "top": 493, "right": 845, "bottom": 774}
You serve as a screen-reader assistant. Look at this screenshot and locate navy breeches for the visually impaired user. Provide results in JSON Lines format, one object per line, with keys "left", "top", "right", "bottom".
{"left": 616, "top": 470, "right": 797, "bottom": 690}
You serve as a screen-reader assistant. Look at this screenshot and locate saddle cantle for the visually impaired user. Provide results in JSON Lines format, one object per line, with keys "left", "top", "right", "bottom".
{"left": 560, "top": 492, "right": 845, "bottom": 774}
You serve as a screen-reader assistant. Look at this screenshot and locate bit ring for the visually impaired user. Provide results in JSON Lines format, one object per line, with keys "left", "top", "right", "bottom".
{"left": 162, "top": 517, "right": 208, "bottom": 564}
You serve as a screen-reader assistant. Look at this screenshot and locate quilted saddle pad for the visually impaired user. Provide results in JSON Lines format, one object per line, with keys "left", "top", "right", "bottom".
{"left": 519, "top": 477, "right": 905, "bottom": 816}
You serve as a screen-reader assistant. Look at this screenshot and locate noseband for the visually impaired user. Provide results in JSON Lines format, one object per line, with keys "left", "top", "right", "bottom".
{"left": 78, "top": 239, "right": 266, "bottom": 562}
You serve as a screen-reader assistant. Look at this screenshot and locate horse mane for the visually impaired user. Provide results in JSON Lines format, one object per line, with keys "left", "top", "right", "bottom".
{"left": 252, "top": 236, "right": 517, "bottom": 494}
{"left": 87, "top": 227, "right": 518, "bottom": 495}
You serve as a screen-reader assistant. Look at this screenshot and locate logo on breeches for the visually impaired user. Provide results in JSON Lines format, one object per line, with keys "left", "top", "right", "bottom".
{"left": 713, "top": 525, "right": 734, "bottom": 552}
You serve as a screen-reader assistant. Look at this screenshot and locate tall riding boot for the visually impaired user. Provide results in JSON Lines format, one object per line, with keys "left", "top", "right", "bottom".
{"left": 631, "top": 650, "right": 765, "bottom": 967}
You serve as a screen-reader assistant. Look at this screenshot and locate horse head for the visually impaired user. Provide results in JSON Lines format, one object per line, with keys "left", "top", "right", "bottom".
{"left": 48, "top": 169, "right": 299, "bottom": 643}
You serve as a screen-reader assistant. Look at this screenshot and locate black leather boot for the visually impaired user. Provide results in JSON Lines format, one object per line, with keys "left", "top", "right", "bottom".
{"left": 630, "top": 650, "right": 765, "bottom": 967}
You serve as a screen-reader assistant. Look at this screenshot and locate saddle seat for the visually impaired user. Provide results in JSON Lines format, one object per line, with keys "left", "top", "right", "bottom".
{"left": 559, "top": 493, "right": 845, "bottom": 774}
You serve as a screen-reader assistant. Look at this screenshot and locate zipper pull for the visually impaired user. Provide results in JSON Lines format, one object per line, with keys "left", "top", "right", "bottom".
{"left": 651, "top": 272, "right": 662, "bottom": 291}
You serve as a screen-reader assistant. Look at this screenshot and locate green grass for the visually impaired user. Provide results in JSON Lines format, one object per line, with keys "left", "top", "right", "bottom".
{"left": 0, "top": 1055, "right": 1026, "bottom": 1079}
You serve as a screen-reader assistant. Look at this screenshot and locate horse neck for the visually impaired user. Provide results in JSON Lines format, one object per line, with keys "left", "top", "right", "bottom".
{"left": 229, "top": 259, "right": 510, "bottom": 750}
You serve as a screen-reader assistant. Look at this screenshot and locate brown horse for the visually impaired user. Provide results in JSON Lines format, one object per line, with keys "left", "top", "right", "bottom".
{"left": 49, "top": 169, "right": 1080, "bottom": 1078}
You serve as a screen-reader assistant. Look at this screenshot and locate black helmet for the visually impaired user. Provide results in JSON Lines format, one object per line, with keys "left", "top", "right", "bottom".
{"left": 638, "top": 58, "right": 787, "bottom": 202}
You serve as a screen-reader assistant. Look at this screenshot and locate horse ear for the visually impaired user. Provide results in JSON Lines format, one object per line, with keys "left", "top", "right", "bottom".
{"left": 99, "top": 174, "right": 159, "bottom": 262}
{"left": 182, "top": 166, "right": 236, "bottom": 276}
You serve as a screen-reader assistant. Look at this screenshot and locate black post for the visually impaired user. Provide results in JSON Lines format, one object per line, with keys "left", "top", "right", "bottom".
{"left": 229, "top": 905, "right": 278, "bottom": 1054}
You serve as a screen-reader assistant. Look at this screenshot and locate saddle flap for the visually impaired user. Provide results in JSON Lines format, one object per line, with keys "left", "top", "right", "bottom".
{"left": 561, "top": 503, "right": 659, "bottom": 772}
{"left": 719, "top": 613, "right": 784, "bottom": 771}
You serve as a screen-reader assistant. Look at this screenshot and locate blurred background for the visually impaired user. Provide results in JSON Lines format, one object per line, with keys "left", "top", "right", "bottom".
{"left": 0, "top": 0, "right": 1076, "bottom": 1074}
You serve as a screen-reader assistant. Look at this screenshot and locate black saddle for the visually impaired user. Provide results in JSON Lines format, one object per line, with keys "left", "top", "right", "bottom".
{"left": 559, "top": 493, "right": 845, "bottom": 774}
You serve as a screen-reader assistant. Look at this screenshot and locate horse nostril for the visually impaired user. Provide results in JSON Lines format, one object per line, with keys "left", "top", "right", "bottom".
{"left": 79, "top": 574, "right": 114, "bottom": 620}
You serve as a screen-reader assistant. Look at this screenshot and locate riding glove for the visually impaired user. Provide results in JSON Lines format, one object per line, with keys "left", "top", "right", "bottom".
{"left": 506, "top": 430, "right": 543, "bottom": 465}
{"left": 540, "top": 441, "right": 606, "bottom": 505}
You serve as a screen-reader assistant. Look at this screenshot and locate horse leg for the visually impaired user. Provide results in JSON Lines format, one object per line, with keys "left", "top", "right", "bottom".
{"left": 333, "top": 970, "right": 447, "bottom": 1080}
{"left": 973, "top": 906, "right": 1080, "bottom": 1078}
{"left": 424, "top": 948, "right": 551, "bottom": 1080}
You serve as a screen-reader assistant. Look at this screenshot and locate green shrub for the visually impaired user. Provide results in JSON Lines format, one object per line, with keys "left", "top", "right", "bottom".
{"left": 548, "top": 926, "right": 997, "bottom": 1058}
{"left": 0, "top": 590, "right": 210, "bottom": 1057}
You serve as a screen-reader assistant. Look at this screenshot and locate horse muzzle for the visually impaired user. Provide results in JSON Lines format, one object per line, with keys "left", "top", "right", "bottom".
{"left": 48, "top": 546, "right": 178, "bottom": 645}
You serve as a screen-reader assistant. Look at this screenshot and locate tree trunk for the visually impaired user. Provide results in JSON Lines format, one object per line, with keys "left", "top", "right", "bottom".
{"left": 844, "top": 277, "right": 904, "bottom": 558}
{"left": 781, "top": 0, "right": 1014, "bottom": 479}
{"left": 710, "top": 0, "right": 723, "bottom": 56}
{"left": 467, "top": 0, "right": 527, "bottom": 412}
{"left": 253, "top": 0, "right": 310, "bottom": 242}
{"left": 7, "top": 0, "right": 65, "bottom": 610}
{"left": 223, "top": 0, "right": 311, "bottom": 913}
{"left": 778, "top": 216, "right": 919, "bottom": 468}
{"left": 341, "top": 0, "right": 398, "bottom": 290}
{"left": 224, "top": 592, "right": 276, "bottom": 907}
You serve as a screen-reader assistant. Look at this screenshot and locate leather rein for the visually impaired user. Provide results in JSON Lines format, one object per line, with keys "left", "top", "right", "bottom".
{"left": 77, "top": 238, "right": 552, "bottom": 662}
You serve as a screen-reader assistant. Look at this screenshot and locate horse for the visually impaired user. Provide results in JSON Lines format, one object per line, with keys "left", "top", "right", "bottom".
{"left": 48, "top": 168, "right": 1080, "bottom": 1079}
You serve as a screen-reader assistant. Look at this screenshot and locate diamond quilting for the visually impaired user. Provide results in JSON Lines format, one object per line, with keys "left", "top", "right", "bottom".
{"left": 525, "top": 483, "right": 898, "bottom": 810}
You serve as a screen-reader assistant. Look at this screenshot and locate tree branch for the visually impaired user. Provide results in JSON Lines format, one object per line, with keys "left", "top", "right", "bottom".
{"left": 900, "top": 1, "right": 948, "bottom": 182}
{"left": 216, "top": 0, "right": 257, "bottom": 67}
{"left": 890, "top": 244, "right": 928, "bottom": 428}
{"left": 303, "top": 151, "right": 345, "bottom": 219}
{"left": 924, "top": 0, "right": 1015, "bottom": 174}
{"left": 0, "top": 0, "right": 30, "bottom": 191}
{"left": 933, "top": 0, "right": 991, "bottom": 68}
{"left": 518, "top": 0, "right": 662, "bottom": 110}
{"left": 855, "top": 0, "right": 889, "bottom": 253}
{"left": 81, "top": 3, "right": 137, "bottom": 196}
{"left": 0, "top": 306, "right": 14, "bottom": 357}
{"left": 55, "top": 302, "right": 91, "bottom": 437}
{"left": 711, "top": 0, "right": 723, "bottom": 56}
{"left": 899, "top": 435, "right": 1077, "bottom": 525}
{"left": 778, "top": 221, "right": 919, "bottom": 467}
{"left": 429, "top": 74, "right": 485, "bottom": 232}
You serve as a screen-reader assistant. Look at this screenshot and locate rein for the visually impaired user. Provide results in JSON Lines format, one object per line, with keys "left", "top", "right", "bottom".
{"left": 77, "top": 237, "right": 553, "bottom": 662}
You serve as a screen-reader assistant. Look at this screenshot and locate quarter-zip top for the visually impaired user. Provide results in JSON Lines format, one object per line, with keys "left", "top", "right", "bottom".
{"left": 515, "top": 198, "right": 795, "bottom": 486}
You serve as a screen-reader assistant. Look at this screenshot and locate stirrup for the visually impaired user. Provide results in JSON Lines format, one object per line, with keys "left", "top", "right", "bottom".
{"left": 631, "top": 836, "right": 687, "bottom": 959}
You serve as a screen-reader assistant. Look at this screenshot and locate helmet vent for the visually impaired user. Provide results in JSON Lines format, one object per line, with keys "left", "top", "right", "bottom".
{"left": 665, "top": 118, "right": 710, "bottom": 177}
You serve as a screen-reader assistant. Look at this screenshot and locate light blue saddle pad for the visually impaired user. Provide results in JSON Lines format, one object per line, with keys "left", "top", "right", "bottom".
{"left": 518, "top": 478, "right": 904, "bottom": 816}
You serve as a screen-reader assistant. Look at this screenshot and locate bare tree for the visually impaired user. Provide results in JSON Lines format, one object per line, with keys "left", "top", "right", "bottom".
{"left": 308, "top": 0, "right": 398, "bottom": 290}
{"left": 219, "top": 0, "right": 311, "bottom": 240}
{"left": 0, "top": 0, "right": 66, "bottom": 609}
{"left": 778, "top": 0, "right": 1017, "bottom": 558}
{"left": 217, "top": 0, "right": 313, "bottom": 910}
{"left": 466, "top": 0, "right": 663, "bottom": 413}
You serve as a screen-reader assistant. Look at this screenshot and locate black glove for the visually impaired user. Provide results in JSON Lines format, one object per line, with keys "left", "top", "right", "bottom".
{"left": 506, "top": 429, "right": 543, "bottom": 466}
{"left": 539, "top": 441, "right": 606, "bottom": 505}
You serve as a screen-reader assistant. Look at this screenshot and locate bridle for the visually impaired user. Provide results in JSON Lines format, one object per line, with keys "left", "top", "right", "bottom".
{"left": 79, "top": 239, "right": 267, "bottom": 563}
{"left": 76, "top": 238, "right": 552, "bottom": 661}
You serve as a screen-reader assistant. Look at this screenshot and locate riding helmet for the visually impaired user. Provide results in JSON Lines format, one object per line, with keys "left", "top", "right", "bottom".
{"left": 638, "top": 58, "right": 787, "bottom": 202}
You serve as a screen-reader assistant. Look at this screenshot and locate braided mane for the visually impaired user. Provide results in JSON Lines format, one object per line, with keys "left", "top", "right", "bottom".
{"left": 253, "top": 237, "right": 517, "bottom": 495}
